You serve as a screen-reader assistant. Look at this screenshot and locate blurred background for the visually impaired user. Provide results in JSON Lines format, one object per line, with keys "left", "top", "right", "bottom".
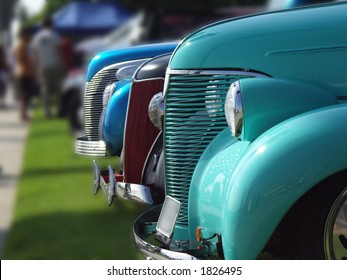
{"left": 0, "top": 0, "right": 340, "bottom": 260}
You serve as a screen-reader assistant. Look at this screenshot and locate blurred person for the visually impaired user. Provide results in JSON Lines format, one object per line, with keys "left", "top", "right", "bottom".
{"left": 13, "top": 26, "right": 36, "bottom": 122}
{"left": 31, "top": 16, "right": 63, "bottom": 118}
{"left": 59, "top": 35, "right": 75, "bottom": 73}
{"left": 0, "top": 46, "right": 11, "bottom": 109}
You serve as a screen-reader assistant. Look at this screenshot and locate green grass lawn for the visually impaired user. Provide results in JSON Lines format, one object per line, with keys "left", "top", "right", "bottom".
{"left": 4, "top": 109, "right": 147, "bottom": 259}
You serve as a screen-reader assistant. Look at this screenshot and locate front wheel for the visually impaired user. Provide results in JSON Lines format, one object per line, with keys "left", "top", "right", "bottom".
{"left": 287, "top": 174, "right": 347, "bottom": 260}
{"left": 324, "top": 186, "right": 347, "bottom": 259}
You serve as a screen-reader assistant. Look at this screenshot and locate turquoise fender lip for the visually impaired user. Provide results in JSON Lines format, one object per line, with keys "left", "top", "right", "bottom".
{"left": 188, "top": 128, "right": 248, "bottom": 249}
{"left": 189, "top": 104, "right": 347, "bottom": 259}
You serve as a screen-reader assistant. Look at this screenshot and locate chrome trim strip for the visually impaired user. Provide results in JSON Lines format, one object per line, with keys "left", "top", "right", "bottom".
{"left": 75, "top": 136, "right": 107, "bottom": 156}
{"left": 93, "top": 160, "right": 154, "bottom": 206}
{"left": 266, "top": 45, "right": 347, "bottom": 56}
{"left": 166, "top": 68, "right": 269, "bottom": 77}
{"left": 133, "top": 206, "right": 198, "bottom": 260}
{"left": 133, "top": 77, "right": 165, "bottom": 83}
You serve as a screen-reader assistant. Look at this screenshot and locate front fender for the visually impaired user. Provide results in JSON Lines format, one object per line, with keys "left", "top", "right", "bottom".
{"left": 103, "top": 83, "right": 131, "bottom": 155}
{"left": 190, "top": 104, "right": 347, "bottom": 259}
{"left": 188, "top": 128, "right": 247, "bottom": 249}
{"left": 223, "top": 104, "right": 347, "bottom": 259}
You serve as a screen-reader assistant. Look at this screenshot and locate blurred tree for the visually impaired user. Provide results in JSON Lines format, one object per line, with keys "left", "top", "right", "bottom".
{"left": 42, "top": 0, "right": 72, "bottom": 15}
{"left": 26, "top": 0, "right": 70, "bottom": 27}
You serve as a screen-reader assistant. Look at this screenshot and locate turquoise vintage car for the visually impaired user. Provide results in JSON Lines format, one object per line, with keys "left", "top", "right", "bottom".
{"left": 133, "top": 2, "right": 347, "bottom": 260}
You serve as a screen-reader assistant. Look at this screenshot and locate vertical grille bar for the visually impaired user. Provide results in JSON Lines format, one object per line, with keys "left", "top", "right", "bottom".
{"left": 164, "top": 73, "right": 252, "bottom": 226}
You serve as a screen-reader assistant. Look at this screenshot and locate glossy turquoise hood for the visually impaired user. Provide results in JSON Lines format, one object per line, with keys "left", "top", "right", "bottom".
{"left": 170, "top": 2, "right": 347, "bottom": 96}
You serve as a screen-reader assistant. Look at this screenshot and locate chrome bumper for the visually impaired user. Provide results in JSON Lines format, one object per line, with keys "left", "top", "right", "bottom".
{"left": 75, "top": 136, "right": 107, "bottom": 156}
{"left": 133, "top": 206, "right": 198, "bottom": 260}
{"left": 93, "top": 160, "right": 154, "bottom": 206}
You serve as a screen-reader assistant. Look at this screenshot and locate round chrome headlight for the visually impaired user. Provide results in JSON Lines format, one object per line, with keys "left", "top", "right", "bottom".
{"left": 103, "top": 83, "right": 116, "bottom": 107}
{"left": 225, "top": 81, "right": 243, "bottom": 137}
{"left": 148, "top": 92, "right": 164, "bottom": 130}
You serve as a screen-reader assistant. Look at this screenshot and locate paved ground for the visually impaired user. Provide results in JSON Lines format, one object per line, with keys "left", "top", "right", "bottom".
{"left": 0, "top": 88, "right": 29, "bottom": 259}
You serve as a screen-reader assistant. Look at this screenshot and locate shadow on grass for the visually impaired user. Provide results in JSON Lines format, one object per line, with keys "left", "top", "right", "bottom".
{"left": 29, "top": 129, "right": 68, "bottom": 139}
{"left": 21, "top": 166, "right": 93, "bottom": 177}
{"left": 4, "top": 206, "right": 147, "bottom": 260}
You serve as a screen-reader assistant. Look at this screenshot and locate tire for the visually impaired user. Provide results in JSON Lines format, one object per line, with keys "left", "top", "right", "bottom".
{"left": 287, "top": 172, "right": 347, "bottom": 260}
{"left": 67, "top": 92, "right": 82, "bottom": 132}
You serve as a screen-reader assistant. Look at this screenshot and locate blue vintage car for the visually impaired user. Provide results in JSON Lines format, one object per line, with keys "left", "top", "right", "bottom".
{"left": 132, "top": 2, "right": 347, "bottom": 260}
{"left": 75, "top": 42, "right": 177, "bottom": 156}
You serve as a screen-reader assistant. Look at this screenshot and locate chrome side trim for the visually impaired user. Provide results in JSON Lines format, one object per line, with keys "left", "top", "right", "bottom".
{"left": 166, "top": 68, "right": 269, "bottom": 77}
{"left": 133, "top": 77, "right": 165, "bottom": 83}
{"left": 133, "top": 206, "right": 198, "bottom": 260}
{"left": 75, "top": 136, "right": 107, "bottom": 156}
{"left": 93, "top": 160, "right": 153, "bottom": 206}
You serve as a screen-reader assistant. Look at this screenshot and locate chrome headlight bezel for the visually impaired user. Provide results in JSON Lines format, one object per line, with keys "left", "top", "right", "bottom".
{"left": 148, "top": 92, "right": 165, "bottom": 130}
{"left": 102, "top": 83, "right": 116, "bottom": 108}
{"left": 225, "top": 80, "right": 243, "bottom": 137}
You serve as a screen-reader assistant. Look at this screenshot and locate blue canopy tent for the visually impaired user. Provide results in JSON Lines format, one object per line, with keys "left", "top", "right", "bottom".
{"left": 52, "top": 1, "right": 133, "bottom": 35}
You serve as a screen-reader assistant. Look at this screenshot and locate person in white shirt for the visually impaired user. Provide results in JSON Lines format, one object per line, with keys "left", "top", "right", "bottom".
{"left": 31, "top": 17, "right": 63, "bottom": 118}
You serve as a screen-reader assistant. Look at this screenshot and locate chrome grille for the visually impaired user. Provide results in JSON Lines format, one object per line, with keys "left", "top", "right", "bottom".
{"left": 164, "top": 71, "right": 256, "bottom": 226}
{"left": 84, "top": 68, "right": 118, "bottom": 140}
